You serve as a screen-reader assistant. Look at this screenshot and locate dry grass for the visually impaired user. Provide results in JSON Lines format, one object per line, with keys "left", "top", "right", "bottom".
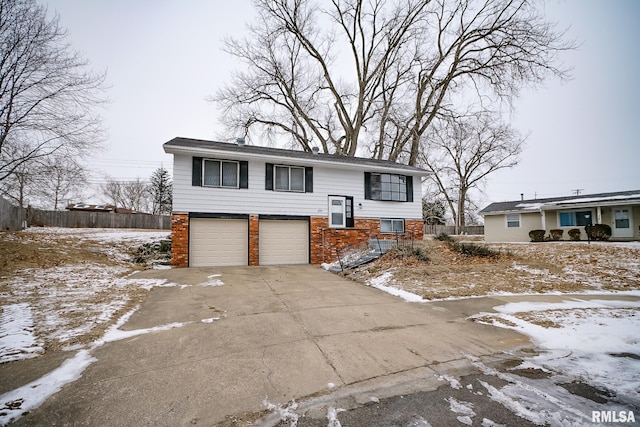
{"left": 0, "top": 229, "right": 166, "bottom": 356}
{"left": 344, "top": 239, "right": 640, "bottom": 300}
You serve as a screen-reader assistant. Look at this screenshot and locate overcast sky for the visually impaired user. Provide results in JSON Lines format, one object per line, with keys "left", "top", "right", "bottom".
{"left": 46, "top": 0, "right": 640, "bottom": 208}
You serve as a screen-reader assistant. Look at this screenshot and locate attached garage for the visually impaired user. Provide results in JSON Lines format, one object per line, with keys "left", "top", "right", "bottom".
{"left": 189, "top": 218, "right": 248, "bottom": 267}
{"left": 259, "top": 219, "right": 309, "bottom": 265}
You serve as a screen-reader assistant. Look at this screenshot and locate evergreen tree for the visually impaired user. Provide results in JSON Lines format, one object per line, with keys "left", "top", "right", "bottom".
{"left": 149, "top": 167, "right": 172, "bottom": 215}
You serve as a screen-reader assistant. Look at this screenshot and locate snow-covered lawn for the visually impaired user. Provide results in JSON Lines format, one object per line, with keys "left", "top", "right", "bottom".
{"left": 0, "top": 227, "right": 169, "bottom": 362}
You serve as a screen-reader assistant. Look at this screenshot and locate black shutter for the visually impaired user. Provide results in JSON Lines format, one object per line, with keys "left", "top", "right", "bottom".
{"left": 346, "top": 196, "right": 354, "bottom": 227}
{"left": 192, "top": 157, "right": 203, "bottom": 186}
{"left": 364, "top": 172, "right": 371, "bottom": 200}
{"left": 265, "top": 163, "right": 273, "bottom": 190}
{"left": 305, "top": 167, "right": 313, "bottom": 193}
{"left": 406, "top": 175, "right": 413, "bottom": 202}
{"left": 239, "top": 161, "right": 249, "bottom": 188}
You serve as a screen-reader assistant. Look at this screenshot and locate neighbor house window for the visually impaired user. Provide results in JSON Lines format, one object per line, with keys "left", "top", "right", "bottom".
{"left": 328, "top": 196, "right": 354, "bottom": 228}
{"left": 559, "top": 210, "right": 592, "bottom": 227}
{"left": 275, "top": 165, "right": 305, "bottom": 192}
{"left": 506, "top": 214, "right": 520, "bottom": 228}
{"left": 203, "top": 159, "right": 238, "bottom": 188}
{"left": 381, "top": 219, "right": 404, "bottom": 233}
{"left": 364, "top": 173, "right": 413, "bottom": 202}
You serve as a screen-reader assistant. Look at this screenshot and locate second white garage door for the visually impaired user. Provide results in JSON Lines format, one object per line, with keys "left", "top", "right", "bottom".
{"left": 189, "top": 218, "right": 248, "bottom": 267}
{"left": 259, "top": 220, "right": 309, "bottom": 265}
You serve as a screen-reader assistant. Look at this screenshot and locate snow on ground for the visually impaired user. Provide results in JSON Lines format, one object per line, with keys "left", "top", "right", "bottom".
{"left": 0, "top": 308, "right": 190, "bottom": 426}
{"left": 0, "top": 304, "right": 43, "bottom": 363}
{"left": 472, "top": 298, "right": 640, "bottom": 408}
{"left": 365, "top": 271, "right": 425, "bottom": 303}
{"left": 0, "top": 228, "right": 170, "bottom": 361}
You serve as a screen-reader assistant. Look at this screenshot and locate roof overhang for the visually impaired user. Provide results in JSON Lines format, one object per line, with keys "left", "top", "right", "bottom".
{"left": 164, "top": 140, "right": 431, "bottom": 176}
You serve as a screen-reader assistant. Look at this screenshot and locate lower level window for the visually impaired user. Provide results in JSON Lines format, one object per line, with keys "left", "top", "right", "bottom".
{"left": 559, "top": 210, "right": 592, "bottom": 227}
{"left": 381, "top": 219, "right": 404, "bottom": 233}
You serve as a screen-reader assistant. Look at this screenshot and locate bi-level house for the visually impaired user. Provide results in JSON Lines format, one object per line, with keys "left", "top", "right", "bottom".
{"left": 164, "top": 137, "right": 428, "bottom": 267}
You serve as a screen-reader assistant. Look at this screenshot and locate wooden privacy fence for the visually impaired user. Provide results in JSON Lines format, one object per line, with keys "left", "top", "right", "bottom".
{"left": 0, "top": 197, "right": 26, "bottom": 231}
{"left": 424, "top": 224, "right": 484, "bottom": 235}
{"left": 27, "top": 209, "right": 170, "bottom": 230}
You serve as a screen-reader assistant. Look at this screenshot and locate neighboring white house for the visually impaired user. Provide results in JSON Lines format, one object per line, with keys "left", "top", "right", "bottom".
{"left": 480, "top": 190, "right": 640, "bottom": 242}
{"left": 164, "top": 137, "right": 429, "bottom": 267}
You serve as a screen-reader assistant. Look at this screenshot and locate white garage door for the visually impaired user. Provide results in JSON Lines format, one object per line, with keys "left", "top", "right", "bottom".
{"left": 259, "top": 220, "right": 309, "bottom": 265}
{"left": 189, "top": 218, "right": 248, "bottom": 267}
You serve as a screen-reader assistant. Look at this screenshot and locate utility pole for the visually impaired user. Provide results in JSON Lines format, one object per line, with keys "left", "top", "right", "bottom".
{"left": 571, "top": 189, "right": 583, "bottom": 196}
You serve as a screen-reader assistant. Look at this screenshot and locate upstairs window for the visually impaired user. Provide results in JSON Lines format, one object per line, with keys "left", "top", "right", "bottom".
{"left": 559, "top": 210, "right": 592, "bottom": 227}
{"left": 192, "top": 157, "right": 247, "bottom": 189}
{"left": 203, "top": 159, "right": 238, "bottom": 188}
{"left": 275, "top": 165, "right": 305, "bottom": 192}
{"left": 364, "top": 172, "right": 413, "bottom": 202}
{"left": 265, "top": 164, "right": 313, "bottom": 193}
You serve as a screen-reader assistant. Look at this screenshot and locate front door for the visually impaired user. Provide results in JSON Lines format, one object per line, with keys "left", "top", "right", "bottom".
{"left": 612, "top": 207, "right": 634, "bottom": 238}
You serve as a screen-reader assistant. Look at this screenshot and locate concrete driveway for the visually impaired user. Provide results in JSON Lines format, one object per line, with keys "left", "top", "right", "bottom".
{"left": 13, "top": 265, "right": 529, "bottom": 426}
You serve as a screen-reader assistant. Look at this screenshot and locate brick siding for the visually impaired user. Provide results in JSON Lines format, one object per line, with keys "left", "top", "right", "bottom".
{"left": 249, "top": 215, "right": 259, "bottom": 266}
{"left": 309, "top": 218, "right": 424, "bottom": 264}
{"left": 171, "top": 213, "right": 189, "bottom": 267}
{"left": 172, "top": 213, "right": 424, "bottom": 267}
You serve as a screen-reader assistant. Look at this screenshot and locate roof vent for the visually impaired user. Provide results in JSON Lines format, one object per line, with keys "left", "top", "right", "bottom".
{"left": 311, "top": 147, "right": 319, "bottom": 155}
{"left": 236, "top": 137, "right": 245, "bottom": 146}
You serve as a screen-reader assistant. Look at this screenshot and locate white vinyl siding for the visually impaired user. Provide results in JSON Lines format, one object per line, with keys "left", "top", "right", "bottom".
{"left": 172, "top": 154, "right": 422, "bottom": 220}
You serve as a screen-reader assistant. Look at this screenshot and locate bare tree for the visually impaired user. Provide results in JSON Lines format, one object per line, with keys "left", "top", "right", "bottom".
{"left": 0, "top": 150, "right": 33, "bottom": 207}
{"left": 99, "top": 177, "right": 124, "bottom": 208}
{"left": 33, "top": 155, "right": 87, "bottom": 209}
{"left": 215, "top": 0, "right": 572, "bottom": 165}
{"left": 99, "top": 177, "right": 150, "bottom": 212}
{"left": 0, "top": 0, "right": 106, "bottom": 183}
{"left": 121, "top": 179, "right": 149, "bottom": 212}
{"left": 149, "top": 167, "right": 172, "bottom": 215}
{"left": 421, "top": 112, "right": 525, "bottom": 231}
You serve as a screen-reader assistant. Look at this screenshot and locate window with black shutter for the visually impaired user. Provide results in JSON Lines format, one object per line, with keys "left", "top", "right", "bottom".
{"left": 364, "top": 172, "right": 412, "bottom": 202}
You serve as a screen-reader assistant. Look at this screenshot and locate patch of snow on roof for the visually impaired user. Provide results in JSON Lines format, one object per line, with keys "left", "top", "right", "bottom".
{"left": 546, "top": 193, "right": 640, "bottom": 206}
{"left": 515, "top": 203, "right": 544, "bottom": 210}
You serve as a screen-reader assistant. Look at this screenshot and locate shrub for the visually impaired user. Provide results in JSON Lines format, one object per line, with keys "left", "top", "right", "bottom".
{"left": 449, "top": 241, "right": 500, "bottom": 258}
{"left": 529, "top": 229, "right": 546, "bottom": 242}
{"left": 568, "top": 228, "right": 581, "bottom": 241}
{"left": 434, "top": 232, "right": 455, "bottom": 242}
{"left": 388, "top": 245, "right": 430, "bottom": 261}
{"left": 586, "top": 224, "right": 612, "bottom": 241}
{"left": 549, "top": 229, "right": 564, "bottom": 241}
